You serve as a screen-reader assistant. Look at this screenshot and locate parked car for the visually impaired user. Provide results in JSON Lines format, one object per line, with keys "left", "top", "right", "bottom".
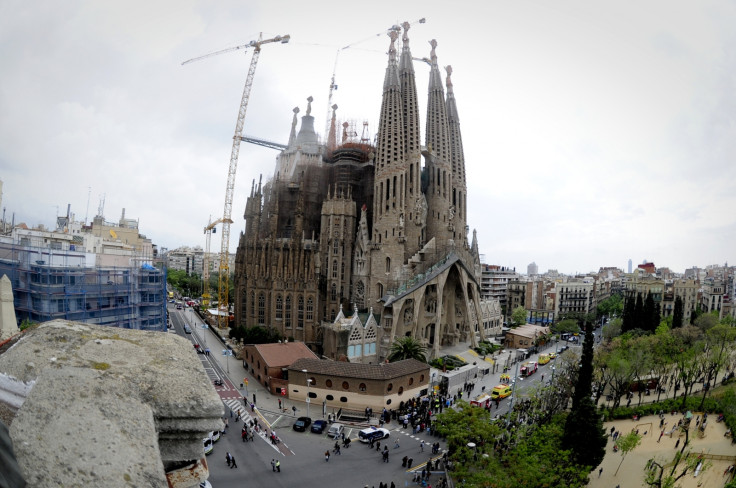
{"left": 311, "top": 419, "right": 327, "bottom": 434}
{"left": 203, "top": 435, "right": 213, "bottom": 455}
{"left": 327, "top": 422, "right": 345, "bottom": 438}
{"left": 184, "top": 324, "right": 192, "bottom": 334}
{"left": 293, "top": 417, "right": 312, "bottom": 432}
{"left": 210, "top": 430, "right": 220, "bottom": 442}
{"left": 358, "top": 426, "right": 389, "bottom": 443}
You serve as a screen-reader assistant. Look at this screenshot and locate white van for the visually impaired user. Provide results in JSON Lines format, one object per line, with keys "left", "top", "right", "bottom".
{"left": 327, "top": 422, "right": 344, "bottom": 438}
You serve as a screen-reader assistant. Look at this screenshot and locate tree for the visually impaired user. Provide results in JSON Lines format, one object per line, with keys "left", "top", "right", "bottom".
{"left": 552, "top": 319, "right": 580, "bottom": 335}
{"left": 511, "top": 306, "right": 527, "bottom": 327}
{"left": 387, "top": 336, "right": 427, "bottom": 362}
{"left": 643, "top": 291, "right": 657, "bottom": 332}
{"left": 614, "top": 431, "right": 642, "bottom": 476}
{"left": 645, "top": 426, "right": 711, "bottom": 487}
{"left": 597, "top": 293, "right": 623, "bottom": 319}
{"left": 672, "top": 296, "right": 684, "bottom": 328}
{"left": 563, "top": 322, "right": 608, "bottom": 469}
{"left": 634, "top": 293, "right": 645, "bottom": 330}
{"left": 229, "top": 324, "right": 281, "bottom": 344}
{"left": 623, "top": 294, "right": 636, "bottom": 332}
{"left": 602, "top": 317, "right": 622, "bottom": 342}
{"left": 694, "top": 312, "right": 719, "bottom": 332}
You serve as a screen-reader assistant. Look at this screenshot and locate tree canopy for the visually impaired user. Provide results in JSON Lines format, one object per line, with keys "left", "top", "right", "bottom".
{"left": 387, "top": 336, "right": 427, "bottom": 362}
{"left": 510, "top": 306, "right": 527, "bottom": 327}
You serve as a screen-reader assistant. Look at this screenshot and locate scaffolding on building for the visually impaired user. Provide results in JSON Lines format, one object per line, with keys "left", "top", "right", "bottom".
{"left": 0, "top": 240, "right": 166, "bottom": 331}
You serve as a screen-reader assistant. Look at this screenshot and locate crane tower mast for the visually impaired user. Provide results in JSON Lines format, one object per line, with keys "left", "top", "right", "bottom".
{"left": 183, "top": 32, "right": 290, "bottom": 328}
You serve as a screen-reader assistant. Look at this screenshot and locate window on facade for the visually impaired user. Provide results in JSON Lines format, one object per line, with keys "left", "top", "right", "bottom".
{"left": 377, "top": 283, "right": 383, "bottom": 298}
{"left": 326, "top": 379, "right": 333, "bottom": 388}
{"left": 333, "top": 239, "right": 339, "bottom": 255}
{"left": 285, "top": 295, "right": 292, "bottom": 327}
{"left": 326, "top": 395, "right": 334, "bottom": 401}
{"left": 306, "top": 297, "right": 313, "bottom": 321}
{"left": 250, "top": 292, "right": 255, "bottom": 317}
{"left": 359, "top": 383, "right": 367, "bottom": 392}
{"left": 332, "top": 260, "right": 338, "bottom": 279}
{"left": 276, "top": 295, "right": 283, "bottom": 320}
{"left": 386, "top": 257, "right": 391, "bottom": 273}
{"left": 258, "top": 293, "right": 265, "bottom": 325}
{"left": 331, "top": 283, "right": 337, "bottom": 301}
{"left": 387, "top": 383, "right": 393, "bottom": 392}
{"left": 340, "top": 397, "right": 348, "bottom": 403}
{"left": 409, "top": 377, "right": 414, "bottom": 386}
{"left": 297, "top": 296, "right": 304, "bottom": 329}
{"left": 398, "top": 386, "right": 404, "bottom": 395}
{"left": 341, "top": 262, "right": 345, "bottom": 279}
{"left": 342, "top": 381, "right": 349, "bottom": 390}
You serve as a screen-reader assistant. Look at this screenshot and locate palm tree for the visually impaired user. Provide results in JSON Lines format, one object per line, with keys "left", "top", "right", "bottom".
{"left": 388, "top": 336, "right": 427, "bottom": 363}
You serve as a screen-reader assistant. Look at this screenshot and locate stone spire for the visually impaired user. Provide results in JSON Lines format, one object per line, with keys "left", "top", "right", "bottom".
{"left": 327, "top": 104, "right": 338, "bottom": 152}
{"left": 423, "top": 39, "right": 453, "bottom": 246}
{"left": 399, "top": 21, "right": 421, "bottom": 160}
{"left": 287, "top": 106, "right": 299, "bottom": 148}
{"left": 425, "top": 40, "right": 450, "bottom": 164}
{"left": 446, "top": 65, "right": 468, "bottom": 244}
{"left": 372, "top": 29, "right": 405, "bottom": 241}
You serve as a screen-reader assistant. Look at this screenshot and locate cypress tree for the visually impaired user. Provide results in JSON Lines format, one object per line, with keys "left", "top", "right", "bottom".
{"left": 643, "top": 291, "right": 656, "bottom": 332}
{"left": 634, "top": 293, "right": 644, "bottom": 330}
{"left": 623, "top": 293, "right": 636, "bottom": 332}
{"left": 563, "top": 321, "right": 608, "bottom": 469}
{"left": 673, "top": 296, "right": 684, "bottom": 328}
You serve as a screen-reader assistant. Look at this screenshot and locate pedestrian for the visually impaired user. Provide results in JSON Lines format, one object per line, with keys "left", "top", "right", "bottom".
{"left": 408, "top": 457, "right": 414, "bottom": 469}
{"left": 376, "top": 441, "right": 381, "bottom": 451}
{"left": 420, "top": 440, "right": 425, "bottom": 452}
{"left": 226, "top": 452, "right": 232, "bottom": 467}
{"left": 402, "top": 456, "right": 408, "bottom": 467}
{"left": 394, "top": 438, "right": 400, "bottom": 449}
{"left": 325, "top": 450, "right": 330, "bottom": 462}
{"left": 275, "top": 460, "right": 280, "bottom": 472}
{"left": 278, "top": 398, "right": 282, "bottom": 410}
{"left": 271, "top": 459, "right": 276, "bottom": 471}
{"left": 230, "top": 456, "right": 237, "bottom": 469}
{"left": 598, "top": 467, "right": 602, "bottom": 478}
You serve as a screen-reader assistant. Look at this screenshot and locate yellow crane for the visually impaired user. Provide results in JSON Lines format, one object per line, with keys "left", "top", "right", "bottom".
{"left": 201, "top": 216, "right": 225, "bottom": 308}
{"left": 183, "top": 33, "right": 291, "bottom": 328}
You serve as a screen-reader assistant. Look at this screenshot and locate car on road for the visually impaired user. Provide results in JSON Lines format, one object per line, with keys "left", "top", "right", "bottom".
{"left": 293, "top": 417, "right": 312, "bottom": 432}
{"left": 358, "top": 426, "right": 389, "bottom": 443}
{"left": 210, "top": 430, "right": 220, "bottom": 442}
{"left": 327, "top": 422, "right": 345, "bottom": 438}
{"left": 311, "top": 419, "right": 327, "bottom": 434}
{"left": 203, "top": 435, "right": 213, "bottom": 455}
{"left": 184, "top": 324, "right": 192, "bottom": 334}
{"left": 199, "top": 481, "right": 212, "bottom": 488}
{"left": 548, "top": 352, "right": 558, "bottom": 360}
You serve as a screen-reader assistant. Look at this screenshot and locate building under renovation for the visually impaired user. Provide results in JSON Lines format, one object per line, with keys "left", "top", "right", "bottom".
{"left": 0, "top": 208, "right": 166, "bottom": 330}
{"left": 234, "top": 24, "right": 500, "bottom": 361}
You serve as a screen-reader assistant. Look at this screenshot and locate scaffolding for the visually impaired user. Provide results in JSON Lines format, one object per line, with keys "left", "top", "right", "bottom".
{"left": 0, "top": 240, "right": 166, "bottom": 331}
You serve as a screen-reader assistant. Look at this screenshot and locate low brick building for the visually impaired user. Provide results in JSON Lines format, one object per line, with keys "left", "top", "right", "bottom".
{"left": 242, "top": 342, "right": 318, "bottom": 395}
{"left": 287, "top": 357, "right": 430, "bottom": 412}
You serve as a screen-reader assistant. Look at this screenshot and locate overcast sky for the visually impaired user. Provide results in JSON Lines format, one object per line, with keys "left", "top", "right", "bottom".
{"left": 1, "top": 0, "right": 734, "bottom": 275}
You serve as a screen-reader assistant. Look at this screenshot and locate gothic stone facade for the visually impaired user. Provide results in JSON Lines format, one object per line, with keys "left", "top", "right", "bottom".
{"left": 234, "top": 23, "right": 488, "bottom": 361}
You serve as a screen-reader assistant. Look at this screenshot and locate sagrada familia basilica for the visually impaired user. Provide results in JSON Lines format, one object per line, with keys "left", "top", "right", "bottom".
{"left": 234, "top": 23, "right": 502, "bottom": 363}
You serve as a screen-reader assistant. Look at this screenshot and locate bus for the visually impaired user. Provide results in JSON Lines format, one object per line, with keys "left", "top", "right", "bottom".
{"left": 168, "top": 291, "right": 174, "bottom": 300}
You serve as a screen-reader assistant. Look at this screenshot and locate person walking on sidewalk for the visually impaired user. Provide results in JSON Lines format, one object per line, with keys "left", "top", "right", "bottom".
{"left": 271, "top": 459, "right": 276, "bottom": 472}
{"left": 275, "top": 460, "right": 280, "bottom": 472}
{"left": 325, "top": 450, "right": 330, "bottom": 462}
{"left": 230, "top": 456, "right": 238, "bottom": 469}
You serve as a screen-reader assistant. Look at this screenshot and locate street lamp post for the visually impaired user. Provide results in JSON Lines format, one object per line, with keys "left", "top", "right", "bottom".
{"left": 302, "top": 369, "right": 311, "bottom": 418}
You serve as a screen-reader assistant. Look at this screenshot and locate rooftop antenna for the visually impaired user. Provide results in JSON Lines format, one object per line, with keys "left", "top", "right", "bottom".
{"left": 97, "top": 193, "right": 106, "bottom": 218}
{"left": 85, "top": 186, "right": 91, "bottom": 224}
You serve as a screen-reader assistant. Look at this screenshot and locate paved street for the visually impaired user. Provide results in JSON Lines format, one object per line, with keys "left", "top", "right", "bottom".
{"left": 168, "top": 304, "right": 578, "bottom": 487}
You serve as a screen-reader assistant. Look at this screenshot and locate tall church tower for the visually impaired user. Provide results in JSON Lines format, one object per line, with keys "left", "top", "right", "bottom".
{"left": 370, "top": 29, "right": 407, "bottom": 300}
{"left": 423, "top": 39, "right": 454, "bottom": 247}
{"left": 445, "top": 65, "right": 468, "bottom": 247}
{"left": 399, "top": 22, "right": 425, "bottom": 256}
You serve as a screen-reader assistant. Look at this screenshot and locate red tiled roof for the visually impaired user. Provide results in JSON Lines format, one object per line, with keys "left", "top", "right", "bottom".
{"left": 288, "top": 358, "right": 429, "bottom": 380}
{"left": 251, "top": 342, "right": 318, "bottom": 368}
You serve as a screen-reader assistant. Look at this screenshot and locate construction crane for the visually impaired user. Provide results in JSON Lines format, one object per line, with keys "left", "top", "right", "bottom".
{"left": 183, "top": 33, "right": 291, "bottom": 328}
{"left": 324, "top": 17, "right": 426, "bottom": 137}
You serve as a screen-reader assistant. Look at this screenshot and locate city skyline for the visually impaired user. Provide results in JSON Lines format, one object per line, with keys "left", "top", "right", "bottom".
{"left": 1, "top": 0, "right": 734, "bottom": 275}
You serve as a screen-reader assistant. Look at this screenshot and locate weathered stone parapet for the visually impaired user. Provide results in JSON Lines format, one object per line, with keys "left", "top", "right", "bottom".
{"left": 0, "top": 320, "right": 223, "bottom": 488}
